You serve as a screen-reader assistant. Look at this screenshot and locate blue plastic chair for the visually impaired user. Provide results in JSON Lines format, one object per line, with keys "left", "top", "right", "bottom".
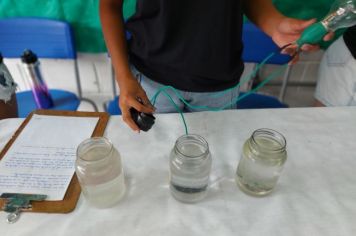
{"left": 242, "top": 22, "right": 291, "bottom": 64}
{"left": 107, "top": 96, "right": 121, "bottom": 115}
{"left": 236, "top": 92, "right": 288, "bottom": 109}
{"left": 241, "top": 22, "right": 292, "bottom": 103}
{"left": 0, "top": 17, "right": 98, "bottom": 117}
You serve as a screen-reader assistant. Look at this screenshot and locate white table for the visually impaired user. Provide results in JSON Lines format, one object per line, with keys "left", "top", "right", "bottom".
{"left": 1, "top": 107, "right": 356, "bottom": 236}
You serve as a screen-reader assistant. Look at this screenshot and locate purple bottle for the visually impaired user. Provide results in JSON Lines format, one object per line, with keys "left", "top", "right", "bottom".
{"left": 21, "top": 50, "right": 53, "bottom": 109}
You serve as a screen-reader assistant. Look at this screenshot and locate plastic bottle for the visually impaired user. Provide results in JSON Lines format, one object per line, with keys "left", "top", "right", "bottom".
{"left": 21, "top": 49, "right": 53, "bottom": 109}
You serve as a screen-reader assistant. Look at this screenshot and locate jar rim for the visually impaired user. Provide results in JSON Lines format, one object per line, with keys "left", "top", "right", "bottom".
{"left": 251, "top": 128, "right": 286, "bottom": 152}
{"left": 76, "top": 137, "right": 113, "bottom": 163}
{"left": 175, "top": 134, "right": 209, "bottom": 158}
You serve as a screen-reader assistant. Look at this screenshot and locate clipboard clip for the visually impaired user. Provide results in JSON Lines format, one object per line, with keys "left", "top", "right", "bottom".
{"left": 1, "top": 193, "right": 47, "bottom": 223}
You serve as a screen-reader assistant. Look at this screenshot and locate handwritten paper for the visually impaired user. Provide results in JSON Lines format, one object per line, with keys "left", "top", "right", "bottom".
{"left": 0, "top": 115, "right": 99, "bottom": 200}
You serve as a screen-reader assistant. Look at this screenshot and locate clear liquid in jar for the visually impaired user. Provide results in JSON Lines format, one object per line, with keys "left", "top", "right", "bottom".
{"left": 170, "top": 143, "right": 210, "bottom": 203}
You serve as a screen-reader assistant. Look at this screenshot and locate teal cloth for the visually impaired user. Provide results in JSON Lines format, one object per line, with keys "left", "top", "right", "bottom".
{"left": 0, "top": 0, "right": 105, "bottom": 52}
{"left": 0, "top": 0, "right": 137, "bottom": 53}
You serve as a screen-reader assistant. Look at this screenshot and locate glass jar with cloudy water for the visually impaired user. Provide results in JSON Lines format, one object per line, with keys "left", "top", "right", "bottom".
{"left": 236, "top": 128, "right": 287, "bottom": 196}
{"left": 169, "top": 134, "right": 212, "bottom": 203}
{"left": 76, "top": 137, "right": 125, "bottom": 208}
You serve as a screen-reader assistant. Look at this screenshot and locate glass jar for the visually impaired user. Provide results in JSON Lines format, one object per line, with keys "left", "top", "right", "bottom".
{"left": 76, "top": 137, "right": 125, "bottom": 208}
{"left": 236, "top": 128, "right": 287, "bottom": 196}
{"left": 169, "top": 134, "right": 212, "bottom": 203}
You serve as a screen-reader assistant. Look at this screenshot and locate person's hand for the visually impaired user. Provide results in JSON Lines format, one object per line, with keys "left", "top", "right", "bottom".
{"left": 118, "top": 75, "right": 155, "bottom": 132}
{"left": 271, "top": 17, "right": 334, "bottom": 64}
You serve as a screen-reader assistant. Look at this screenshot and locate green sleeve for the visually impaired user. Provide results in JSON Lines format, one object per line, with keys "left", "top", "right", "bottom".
{"left": 273, "top": 0, "right": 345, "bottom": 49}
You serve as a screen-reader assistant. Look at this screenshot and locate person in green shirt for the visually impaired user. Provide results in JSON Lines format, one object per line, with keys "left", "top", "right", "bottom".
{"left": 274, "top": 0, "right": 343, "bottom": 48}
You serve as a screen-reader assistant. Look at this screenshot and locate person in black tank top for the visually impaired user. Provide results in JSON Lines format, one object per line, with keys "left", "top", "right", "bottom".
{"left": 100, "top": 0, "right": 322, "bottom": 131}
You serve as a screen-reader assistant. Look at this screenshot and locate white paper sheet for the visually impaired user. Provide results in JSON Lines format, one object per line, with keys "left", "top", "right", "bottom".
{"left": 0, "top": 114, "right": 99, "bottom": 200}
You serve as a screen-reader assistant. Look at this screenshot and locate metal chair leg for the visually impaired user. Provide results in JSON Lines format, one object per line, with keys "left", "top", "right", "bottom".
{"left": 279, "top": 65, "right": 293, "bottom": 102}
{"left": 80, "top": 98, "right": 99, "bottom": 111}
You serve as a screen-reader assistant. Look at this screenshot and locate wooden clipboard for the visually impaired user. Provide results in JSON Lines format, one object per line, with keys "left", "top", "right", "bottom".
{"left": 0, "top": 110, "right": 109, "bottom": 213}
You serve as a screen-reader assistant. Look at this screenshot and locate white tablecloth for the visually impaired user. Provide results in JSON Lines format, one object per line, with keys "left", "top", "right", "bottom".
{"left": 1, "top": 107, "right": 356, "bottom": 236}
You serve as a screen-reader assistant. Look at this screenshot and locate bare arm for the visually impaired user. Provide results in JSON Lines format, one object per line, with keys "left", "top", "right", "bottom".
{"left": 242, "top": 0, "right": 327, "bottom": 61}
{"left": 100, "top": 0, "right": 154, "bottom": 131}
{"left": 100, "top": 0, "right": 131, "bottom": 84}
{"left": 243, "top": 0, "right": 285, "bottom": 37}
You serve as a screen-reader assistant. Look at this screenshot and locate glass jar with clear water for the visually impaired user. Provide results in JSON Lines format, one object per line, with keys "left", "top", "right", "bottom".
{"left": 236, "top": 128, "right": 287, "bottom": 196}
{"left": 169, "top": 134, "right": 212, "bottom": 203}
{"left": 76, "top": 137, "right": 126, "bottom": 208}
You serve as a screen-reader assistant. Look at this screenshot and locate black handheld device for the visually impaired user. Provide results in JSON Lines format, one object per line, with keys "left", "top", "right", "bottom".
{"left": 129, "top": 98, "right": 155, "bottom": 132}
